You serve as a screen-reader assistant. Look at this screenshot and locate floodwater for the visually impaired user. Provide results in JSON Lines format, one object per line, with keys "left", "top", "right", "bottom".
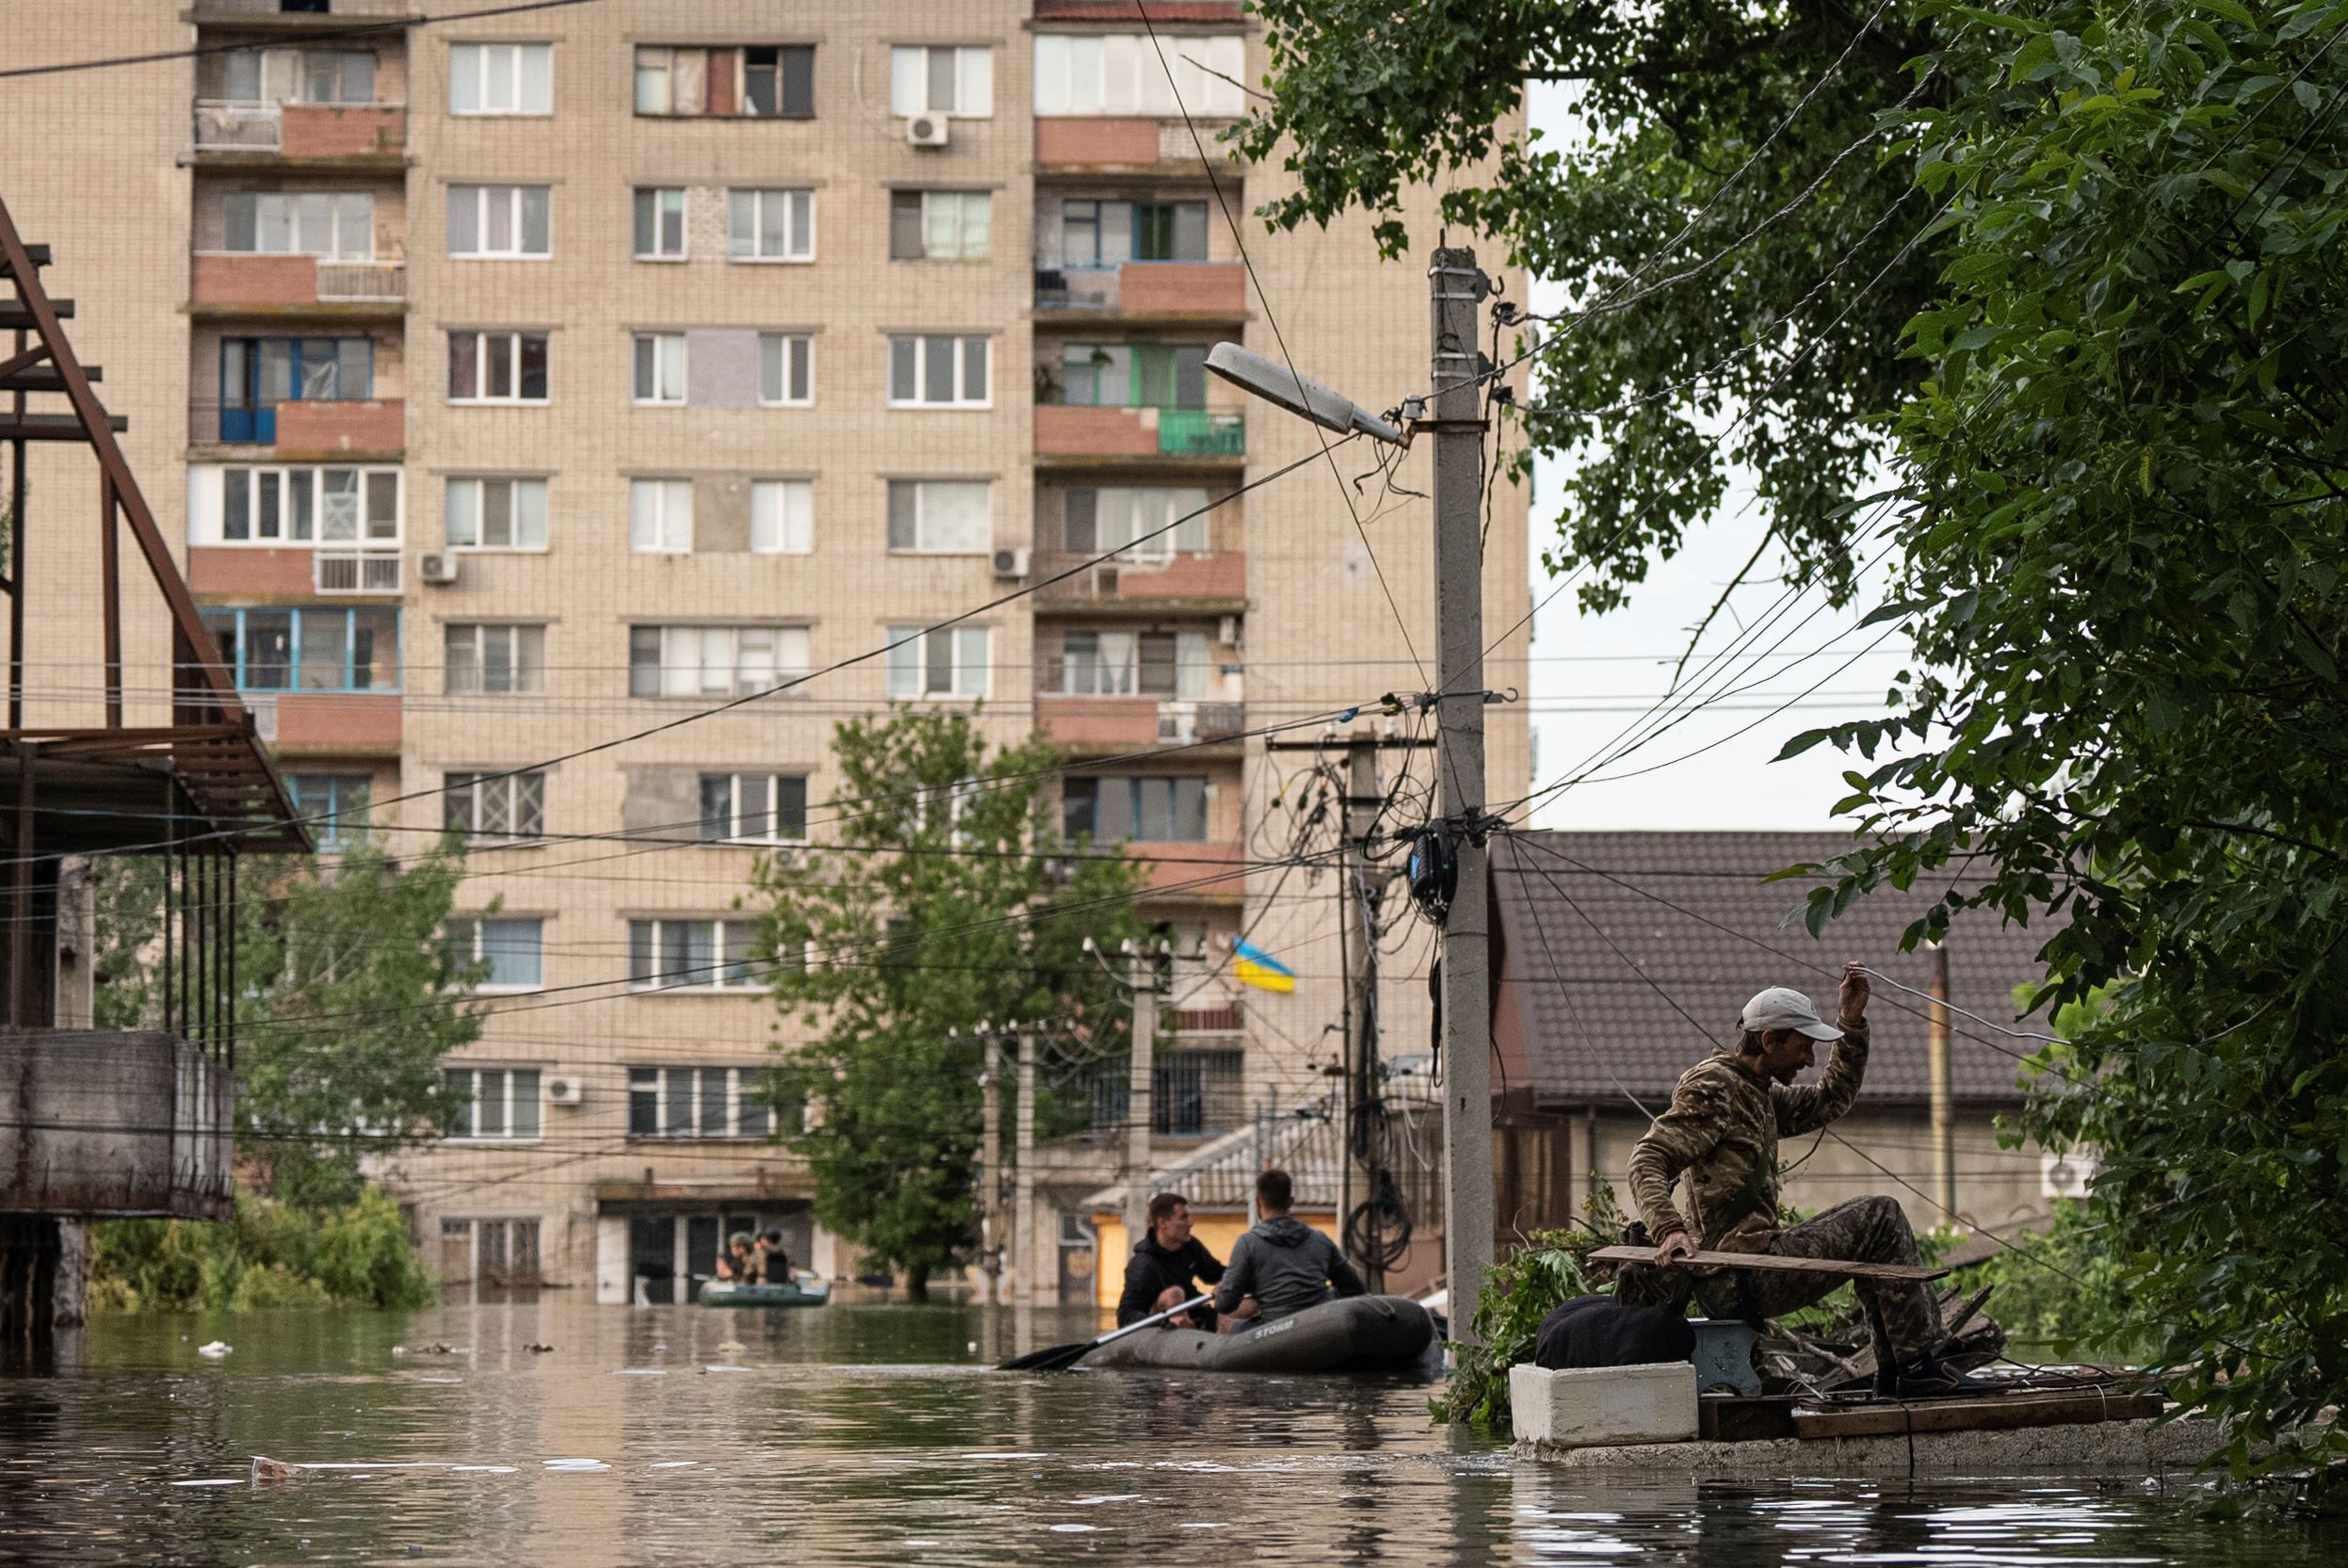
{"left": 0, "top": 1297, "right": 2338, "bottom": 1566}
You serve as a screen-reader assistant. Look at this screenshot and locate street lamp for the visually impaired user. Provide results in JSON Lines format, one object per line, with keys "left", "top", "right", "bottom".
{"left": 1205, "top": 342, "right": 1403, "bottom": 445}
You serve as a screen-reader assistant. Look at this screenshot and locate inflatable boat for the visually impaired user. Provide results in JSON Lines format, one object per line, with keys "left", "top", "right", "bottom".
{"left": 1075, "top": 1294, "right": 1436, "bottom": 1373}
{"left": 699, "top": 1275, "right": 830, "bottom": 1308}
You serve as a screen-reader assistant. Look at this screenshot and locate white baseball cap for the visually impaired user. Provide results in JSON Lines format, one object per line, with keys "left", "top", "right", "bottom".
{"left": 1740, "top": 986, "right": 1842, "bottom": 1042}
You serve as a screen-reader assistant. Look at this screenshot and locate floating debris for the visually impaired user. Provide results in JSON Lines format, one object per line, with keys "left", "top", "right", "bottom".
{"left": 543, "top": 1459, "right": 610, "bottom": 1473}
{"left": 714, "top": 1339, "right": 747, "bottom": 1355}
{"left": 704, "top": 1364, "right": 752, "bottom": 1373}
{"left": 650, "top": 1462, "right": 697, "bottom": 1471}
{"left": 196, "top": 1341, "right": 231, "bottom": 1358}
{"left": 526, "top": 1343, "right": 555, "bottom": 1353}
{"left": 170, "top": 1479, "right": 241, "bottom": 1488}
{"left": 613, "top": 1368, "right": 667, "bottom": 1377}
{"left": 1072, "top": 1495, "right": 1142, "bottom": 1506}
{"left": 963, "top": 1452, "right": 1046, "bottom": 1461}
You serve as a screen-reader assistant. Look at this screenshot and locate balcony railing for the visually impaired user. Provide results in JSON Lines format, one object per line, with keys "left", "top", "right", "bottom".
{"left": 1087, "top": 1047, "right": 1247, "bottom": 1139}
{"left": 316, "top": 260, "right": 404, "bottom": 301}
{"left": 1035, "top": 266, "right": 1118, "bottom": 311}
{"left": 1158, "top": 409, "right": 1245, "bottom": 457}
{"left": 1156, "top": 700, "right": 1247, "bottom": 744}
{"left": 194, "top": 101, "right": 281, "bottom": 150}
{"left": 315, "top": 549, "right": 401, "bottom": 594}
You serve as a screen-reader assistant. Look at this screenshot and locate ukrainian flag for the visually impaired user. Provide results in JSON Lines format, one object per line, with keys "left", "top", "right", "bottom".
{"left": 1232, "top": 939, "right": 1296, "bottom": 994}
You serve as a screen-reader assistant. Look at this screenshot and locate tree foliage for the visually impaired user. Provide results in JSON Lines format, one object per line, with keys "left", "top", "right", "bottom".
{"left": 89, "top": 1188, "right": 434, "bottom": 1313}
{"left": 756, "top": 712, "right": 1147, "bottom": 1296}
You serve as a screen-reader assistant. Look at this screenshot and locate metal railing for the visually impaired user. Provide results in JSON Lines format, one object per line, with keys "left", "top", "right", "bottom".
{"left": 1158, "top": 409, "right": 1244, "bottom": 457}
{"left": 315, "top": 549, "right": 401, "bottom": 594}
{"left": 194, "top": 101, "right": 282, "bottom": 150}
{"left": 316, "top": 260, "right": 404, "bottom": 301}
{"left": 1089, "top": 1048, "right": 1248, "bottom": 1139}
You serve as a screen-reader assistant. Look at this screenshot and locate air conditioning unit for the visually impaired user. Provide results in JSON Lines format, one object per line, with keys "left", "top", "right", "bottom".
{"left": 544, "top": 1075, "right": 585, "bottom": 1106}
{"left": 906, "top": 112, "right": 950, "bottom": 147}
{"left": 992, "top": 546, "right": 1029, "bottom": 579}
{"left": 418, "top": 552, "right": 460, "bottom": 585}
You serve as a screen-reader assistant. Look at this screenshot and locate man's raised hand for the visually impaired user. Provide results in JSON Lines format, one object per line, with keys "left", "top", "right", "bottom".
{"left": 1839, "top": 961, "right": 1870, "bottom": 1023}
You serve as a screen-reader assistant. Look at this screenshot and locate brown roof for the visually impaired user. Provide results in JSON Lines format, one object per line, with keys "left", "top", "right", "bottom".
{"left": 1490, "top": 832, "right": 2053, "bottom": 1110}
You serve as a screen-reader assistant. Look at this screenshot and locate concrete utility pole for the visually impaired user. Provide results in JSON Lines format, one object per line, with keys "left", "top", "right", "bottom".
{"left": 1121, "top": 943, "right": 1158, "bottom": 1258}
{"left": 1343, "top": 737, "right": 1385, "bottom": 1289}
{"left": 1014, "top": 1025, "right": 1038, "bottom": 1306}
{"left": 1927, "top": 940, "right": 1957, "bottom": 1220}
{"left": 979, "top": 1027, "right": 1004, "bottom": 1303}
{"left": 1431, "top": 246, "right": 1496, "bottom": 1343}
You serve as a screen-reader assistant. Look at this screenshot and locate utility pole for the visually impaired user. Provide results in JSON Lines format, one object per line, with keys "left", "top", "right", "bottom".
{"left": 1014, "top": 1024, "right": 1038, "bottom": 1307}
{"left": 1431, "top": 246, "right": 1495, "bottom": 1342}
{"left": 979, "top": 1027, "right": 1004, "bottom": 1303}
{"left": 1927, "top": 941, "right": 1957, "bottom": 1221}
{"left": 1343, "top": 737, "right": 1385, "bottom": 1290}
{"left": 1122, "top": 943, "right": 1158, "bottom": 1258}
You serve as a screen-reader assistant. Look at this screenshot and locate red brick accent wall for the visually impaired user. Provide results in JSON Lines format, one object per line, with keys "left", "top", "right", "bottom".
{"left": 1035, "top": 696, "right": 1162, "bottom": 747}
{"left": 1035, "top": 404, "right": 1158, "bottom": 457}
{"left": 1129, "top": 840, "right": 1245, "bottom": 895}
{"left": 1118, "top": 551, "right": 1246, "bottom": 602}
{"left": 1035, "top": 117, "right": 1160, "bottom": 166}
{"left": 280, "top": 104, "right": 406, "bottom": 157}
{"left": 191, "top": 253, "right": 316, "bottom": 305}
{"left": 187, "top": 548, "right": 318, "bottom": 596}
{"left": 274, "top": 694, "right": 402, "bottom": 751}
{"left": 275, "top": 399, "right": 404, "bottom": 454}
{"left": 1121, "top": 262, "right": 1246, "bottom": 315}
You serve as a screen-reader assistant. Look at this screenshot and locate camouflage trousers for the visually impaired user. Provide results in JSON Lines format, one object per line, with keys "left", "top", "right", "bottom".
{"left": 1693, "top": 1195, "right": 1944, "bottom": 1366}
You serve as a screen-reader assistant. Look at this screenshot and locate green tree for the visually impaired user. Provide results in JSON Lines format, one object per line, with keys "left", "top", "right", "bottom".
{"left": 755, "top": 711, "right": 1147, "bottom": 1297}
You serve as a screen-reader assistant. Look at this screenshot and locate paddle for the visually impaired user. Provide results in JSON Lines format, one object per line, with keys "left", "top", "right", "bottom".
{"left": 996, "top": 1293, "right": 1215, "bottom": 1373}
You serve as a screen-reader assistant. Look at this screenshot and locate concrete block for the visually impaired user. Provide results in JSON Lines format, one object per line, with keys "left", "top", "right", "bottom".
{"left": 1510, "top": 1361, "right": 1700, "bottom": 1448}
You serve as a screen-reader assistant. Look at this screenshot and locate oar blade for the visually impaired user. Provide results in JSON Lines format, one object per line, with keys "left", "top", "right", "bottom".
{"left": 996, "top": 1339, "right": 1093, "bottom": 1373}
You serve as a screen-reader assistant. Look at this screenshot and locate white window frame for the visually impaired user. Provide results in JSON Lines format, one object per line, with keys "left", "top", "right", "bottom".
{"left": 446, "top": 184, "right": 551, "bottom": 259}
{"left": 890, "top": 45, "right": 992, "bottom": 117}
{"left": 898, "top": 189, "right": 992, "bottom": 260}
{"left": 629, "top": 477, "right": 693, "bottom": 553}
{"left": 447, "top": 917, "right": 546, "bottom": 994}
{"left": 727, "top": 187, "right": 815, "bottom": 263}
{"left": 630, "top": 625, "right": 812, "bottom": 699}
{"left": 885, "top": 334, "right": 990, "bottom": 408}
{"left": 697, "top": 772, "right": 810, "bottom": 845}
{"left": 448, "top": 41, "right": 552, "bottom": 117}
{"left": 885, "top": 479, "right": 991, "bottom": 555}
{"left": 194, "top": 464, "right": 402, "bottom": 546}
{"left": 758, "top": 334, "right": 814, "bottom": 407}
{"left": 445, "top": 769, "right": 547, "bottom": 842}
{"left": 626, "top": 918, "right": 769, "bottom": 993}
{"left": 444, "top": 476, "right": 549, "bottom": 552}
{"left": 446, "top": 331, "right": 549, "bottom": 405}
{"left": 443, "top": 1065, "right": 543, "bottom": 1139}
{"left": 1031, "top": 33, "right": 1244, "bottom": 117}
{"left": 885, "top": 624, "right": 991, "bottom": 700}
{"left": 222, "top": 191, "right": 375, "bottom": 259}
{"left": 632, "top": 332, "right": 688, "bottom": 406}
{"left": 750, "top": 479, "right": 813, "bottom": 554}
{"left": 627, "top": 1065, "right": 779, "bottom": 1139}
{"left": 444, "top": 622, "right": 546, "bottom": 696}
{"left": 634, "top": 186, "right": 688, "bottom": 261}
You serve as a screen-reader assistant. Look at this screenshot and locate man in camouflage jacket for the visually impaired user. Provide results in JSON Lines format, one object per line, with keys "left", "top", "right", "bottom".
{"left": 1627, "top": 962, "right": 1982, "bottom": 1395}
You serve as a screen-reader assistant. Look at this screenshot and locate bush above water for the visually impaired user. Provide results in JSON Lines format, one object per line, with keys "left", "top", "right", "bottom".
{"left": 89, "top": 1188, "right": 433, "bottom": 1314}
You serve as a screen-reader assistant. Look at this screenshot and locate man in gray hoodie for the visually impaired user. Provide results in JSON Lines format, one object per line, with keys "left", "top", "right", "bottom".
{"left": 1212, "top": 1167, "right": 1368, "bottom": 1329}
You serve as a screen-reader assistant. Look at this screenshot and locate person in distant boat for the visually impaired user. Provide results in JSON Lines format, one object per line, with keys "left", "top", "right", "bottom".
{"left": 1212, "top": 1168, "right": 1366, "bottom": 1331}
{"left": 754, "top": 1229, "right": 793, "bottom": 1285}
{"left": 714, "top": 1231, "right": 757, "bottom": 1285}
{"left": 1117, "top": 1191, "right": 1224, "bottom": 1330}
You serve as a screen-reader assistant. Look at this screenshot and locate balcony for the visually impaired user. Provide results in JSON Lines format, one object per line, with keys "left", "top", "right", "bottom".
{"left": 190, "top": 254, "right": 406, "bottom": 316}
{"left": 195, "top": 101, "right": 406, "bottom": 161}
{"left": 1035, "top": 262, "right": 1246, "bottom": 320}
{"left": 1035, "top": 403, "right": 1243, "bottom": 461}
{"left": 1034, "top": 550, "right": 1247, "bottom": 612}
{"left": 1036, "top": 118, "right": 1247, "bottom": 174}
{"left": 194, "top": 101, "right": 280, "bottom": 150}
{"left": 1035, "top": 696, "right": 1247, "bottom": 750}
{"left": 314, "top": 549, "right": 400, "bottom": 594}
{"left": 193, "top": 398, "right": 403, "bottom": 453}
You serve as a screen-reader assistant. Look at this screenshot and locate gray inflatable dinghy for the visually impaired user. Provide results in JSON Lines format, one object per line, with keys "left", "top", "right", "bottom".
{"left": 1075, "top": 1294, "right": 1436, "bottom": 1373}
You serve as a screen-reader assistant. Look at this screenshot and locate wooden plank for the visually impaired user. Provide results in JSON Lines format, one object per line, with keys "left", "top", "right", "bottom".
{"left": 1790, "top": 1390, "right": 2166, "bottom": 1440}
{"left": 1699, "top": 1396, "right": 1798, "bottom": 1442}
{"left": 1588, "top": 1245, "right": 1951, "bottom": 1284}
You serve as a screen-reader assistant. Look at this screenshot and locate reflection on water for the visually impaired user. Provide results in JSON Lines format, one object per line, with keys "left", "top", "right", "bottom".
{"left": 0, "top": 1297, "right": 2337, "bottom": 1566}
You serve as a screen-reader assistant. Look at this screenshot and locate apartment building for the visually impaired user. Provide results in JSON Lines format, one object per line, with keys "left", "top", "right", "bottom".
{"left": 0, "top": 0, "right": 1530, "bottom": 1302}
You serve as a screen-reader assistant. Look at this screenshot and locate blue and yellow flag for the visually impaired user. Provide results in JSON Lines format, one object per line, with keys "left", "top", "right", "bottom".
{"left": 1232, "top": 939, "right": 1296, "bottom": 994}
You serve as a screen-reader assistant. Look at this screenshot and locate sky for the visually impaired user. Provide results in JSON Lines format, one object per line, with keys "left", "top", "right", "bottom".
{"left": 1516, "top": 83, "right": 1910, "bottom": 833}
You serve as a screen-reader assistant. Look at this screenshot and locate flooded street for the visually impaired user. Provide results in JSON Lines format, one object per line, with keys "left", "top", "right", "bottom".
{"left": 0, "top": 1298, "right": 2335, "bottom": 1566}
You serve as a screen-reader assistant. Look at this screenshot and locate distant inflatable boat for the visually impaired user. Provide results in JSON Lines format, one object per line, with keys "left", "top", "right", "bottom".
{"left": 699, "top": 1276, "right": 830, "bottom": 1308}
{"left": 1076, "top": 1294, "right": 1437, "bottom": 1374}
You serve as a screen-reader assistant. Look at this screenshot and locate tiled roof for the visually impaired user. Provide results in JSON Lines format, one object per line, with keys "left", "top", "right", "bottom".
{"left": 1083, "top": 1091, "right": 1343, "bottom": 1214}
{"left": 1491, "top": 832, "right": 2053, "bottom": 1109}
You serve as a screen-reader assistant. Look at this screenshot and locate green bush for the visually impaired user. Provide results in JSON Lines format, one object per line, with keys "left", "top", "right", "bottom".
{"left": 1430, "top": 1229, "right": 1595, "bottom": 1427}
{"left": 89, "top": 1187, "right": 433, "bottom": 1313}
{"left": 1960, "top": 1201, "right": 2149, "bottom": 1366}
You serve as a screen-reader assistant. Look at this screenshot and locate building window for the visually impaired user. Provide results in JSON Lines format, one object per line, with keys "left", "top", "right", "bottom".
{"left": 1055, "top": 344, "right": 1206, "bottom": 409}
{"left": 627, "top": 1066, "right": 781, "bottom": 1138}
{"left": 727, "top": 188, "right": 813, "bottom": 261}
{"left": 1032, "top": 33, "right": 1244, "bottom": 117}
{"left": 198, "top": 606, "right": 399, "bottom": 693}
{"left": 1053, "top": 200, "right": 1208, "bottom": 267}
{"left": 215, "top": 47, "right": 376, "bottom": 105}
{"left": 886, "top": 335, "right": 989, "bottom": 407}
{"left": 697, "top": 772, "right": 808, "bottom": 844}
{"left": 222, "top": 191, "right": 373, "bottom": 259}
{"left": 448, "top": 185, "right": 551, "bottom": 258}
{"left": 444, "top": 770, "right": 545, "bottom": 840}
{"left": 885, "top": 625, "right": 990, "bottom": 699}
{"left": 884, "top": 479, "right": 990, "bottom": 554}
{"left": 633, "top": 187, "right": 687, "bottom": 260}
{"left": 447, "top": 331, "right": 549, "bottom": 403}
{"left": 439, "top": 1217, "right": 541, "bottom": 1285}
{"left": 1061, "top": 630, "right": 1209, "bottom": 698}
{"left": 757, "top": 335, "right": 814, "bottom": 407}
{"left": 626, "top": 920, "right": 769, "bottom": 992}
{"left": 751, "top": 479, "right": 813, "bottom": 552}
{"left": 448, "top": 917, "right": 545, "bottom": 991}
{"left": 1064, "top": 485, "right": 1209, "bottom": 558}
{"left": 1063, "top": 775, "right": 1209, "bottom": 843}
{"left": 889, "top": 190, "right": 991, "bottom": 261}
{"left": 445, "top": 477, "right": 548, "bottom": 550}
{"left": 216, "top": 337, "right": 373, "bottom": 442}
{"left": 445, "top": 622, "right": 545, "bottom": 695}
{"left": 636, "top": 45, "right": 814, "bottom": 118}
{"left": 285, "top": 772, "right": 371, "bottom": 849}
{"left": 448, "top": 42, "right": 552, "bottom": 116}
{"left": 443, "top": 1066, "right": 542, "bottom": 1138}
{"left": 628, "top": 477, "right": 693, "bottom": 551}
{"left": 632, "top": 333, "right": 687, "bottom": 404}
{"left": 197, "top": 463, "right": 399, "bottom": 545}
{"left": 629, "top": 625, "right": 810, "bottom": 698}
{"left": 889, "top": 45, "right": 992, "bottom": 117}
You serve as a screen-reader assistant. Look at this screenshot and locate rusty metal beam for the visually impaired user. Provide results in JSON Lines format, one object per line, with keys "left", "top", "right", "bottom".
{"left": 101, "top": 466, "right": 120, "bottom": 727}
{"left": 0, "top": 299, "right": 72, "bottom": 328}
{"left": 0, "top": 343, "right": 50, "bottom": 382}
{"left": 0, "top": 366, "right": 99, "bottom": 395}
{"left": 0, "top": 413, "right": 129, "bottom": 439}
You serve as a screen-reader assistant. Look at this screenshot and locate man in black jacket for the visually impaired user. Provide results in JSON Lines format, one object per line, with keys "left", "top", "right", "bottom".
{"left": 1212, "top": 1168, "right": 1367, "bottom": 1329}
{"left": 1116, "top": 1191, "right": 1224, "bottom": 1328}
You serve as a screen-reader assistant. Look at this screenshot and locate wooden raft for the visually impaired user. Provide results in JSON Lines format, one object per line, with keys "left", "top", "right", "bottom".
{"left": 1586, "top": 1245, "right": 1951, "bottom": 1283}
